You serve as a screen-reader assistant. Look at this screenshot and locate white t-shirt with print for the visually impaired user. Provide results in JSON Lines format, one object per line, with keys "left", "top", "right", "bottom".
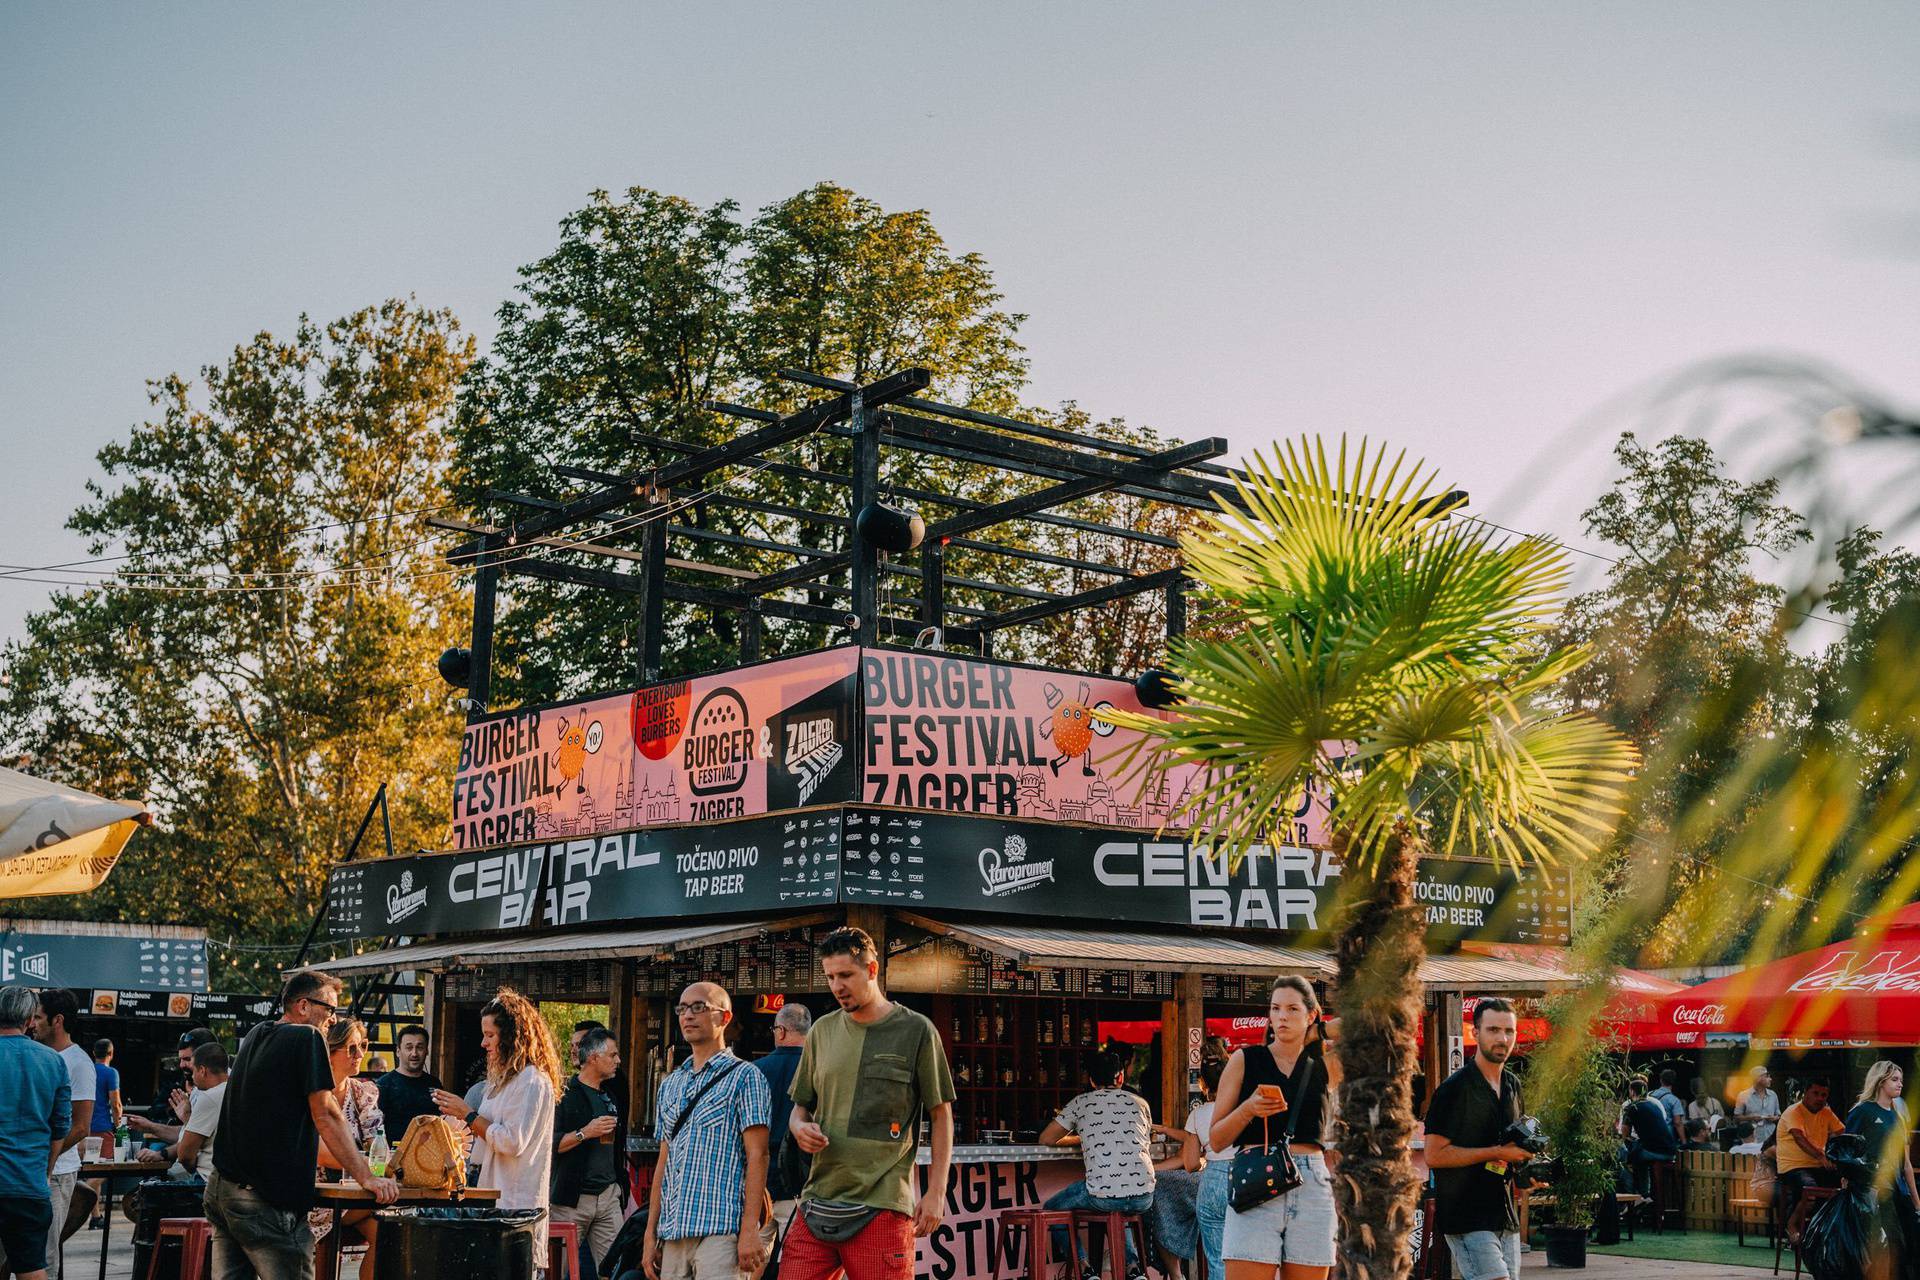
{"left": 54, "top": 1042, "right": 98, "bottom": 1175}
{"left": 1058, "top": 1088, "right": 1156, "bottom": 1198}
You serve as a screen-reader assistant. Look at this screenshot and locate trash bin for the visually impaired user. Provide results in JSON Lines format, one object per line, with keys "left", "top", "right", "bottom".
{"left": 374, "top": 1206, "right": 546, "bottom": 1280}
{"left": 128, "top": 1177, "right": 208, "bottom": 1280}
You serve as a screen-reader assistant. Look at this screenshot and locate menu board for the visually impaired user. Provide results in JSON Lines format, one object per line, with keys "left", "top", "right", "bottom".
{"left": 0, "top": 931, "right": 208, "bottom": 994}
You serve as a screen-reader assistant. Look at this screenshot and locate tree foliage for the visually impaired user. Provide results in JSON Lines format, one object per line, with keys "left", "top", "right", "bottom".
{"left": 1108, "top": 438, "right": 1636, "bottom": 1280}
{"left": 0, "top": 300, "right": 474, "bottom": 988}
{"left": 453, "top": 182, "right": 1174, "bottom": 706}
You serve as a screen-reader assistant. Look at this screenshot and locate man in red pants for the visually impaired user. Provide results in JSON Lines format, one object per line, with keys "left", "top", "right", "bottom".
{"left": 781, "top": 928, "right": 954, "bottom": 1280}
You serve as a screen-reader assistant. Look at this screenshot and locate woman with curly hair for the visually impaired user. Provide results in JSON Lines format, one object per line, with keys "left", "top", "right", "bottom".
{"left": 434, "top": 988, "right": 565, "bottom": 1219}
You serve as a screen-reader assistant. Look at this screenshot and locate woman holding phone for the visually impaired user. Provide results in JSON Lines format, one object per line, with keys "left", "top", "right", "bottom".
{"left": 1208, "top": 977, "right": 1342, "bottom": 1280}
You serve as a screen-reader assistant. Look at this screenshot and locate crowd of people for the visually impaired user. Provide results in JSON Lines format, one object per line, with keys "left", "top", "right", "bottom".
{"left": 10, "top": 946, "right": 1920, "bottom": 1280}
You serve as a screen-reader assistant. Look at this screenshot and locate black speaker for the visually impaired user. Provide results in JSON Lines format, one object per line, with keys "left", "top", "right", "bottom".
{"left": 855, "top": 502, "right": 925, "bottom": 553}
{"left": 437, "top": 647, "right": 472, "bottom": 687}
{"left": 1135, "top": 668, "right": 1182, "bottom": 708}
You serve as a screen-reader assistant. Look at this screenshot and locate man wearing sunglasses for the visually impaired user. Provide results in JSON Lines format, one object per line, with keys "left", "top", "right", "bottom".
{"left": 204, "top": 969, "right": 398, "bottom": 1280}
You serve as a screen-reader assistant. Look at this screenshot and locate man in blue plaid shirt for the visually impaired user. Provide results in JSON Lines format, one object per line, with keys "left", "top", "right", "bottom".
{"left": 644, "top": 982, "right": 774, "bottom": 1280}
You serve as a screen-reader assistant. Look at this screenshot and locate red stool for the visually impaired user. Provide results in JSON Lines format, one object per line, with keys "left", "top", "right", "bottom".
{"left": 150, "top": 1218, "right": 212, "bottom": 1280}
{"left": 548, "top": 1218, "right": 582, "bottom": 1280}
{"left": 1072, "top": 1210, "right": 1151, "bottom": 1280}
{"left": 995, "top": 1209, "right": 1079, "bottom": 1280}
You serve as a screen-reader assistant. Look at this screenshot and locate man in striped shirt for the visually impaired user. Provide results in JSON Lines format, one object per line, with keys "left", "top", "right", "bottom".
{"left": 643, "top": 982, "right": 773, "bottom": 1280}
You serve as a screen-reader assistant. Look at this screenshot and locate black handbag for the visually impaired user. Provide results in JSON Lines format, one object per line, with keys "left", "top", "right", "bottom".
{"left": 1228, "top": 1056, "right": 1316, "bottom": 1213}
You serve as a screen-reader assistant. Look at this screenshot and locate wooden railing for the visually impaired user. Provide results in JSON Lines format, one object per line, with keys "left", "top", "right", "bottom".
{"left": 1680, "top": 1149, "right": 1762, "bottom": 1231}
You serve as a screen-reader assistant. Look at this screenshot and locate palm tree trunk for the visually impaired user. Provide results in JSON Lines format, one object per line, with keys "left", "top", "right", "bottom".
{"left": 1329, "top": 827, "right": 1427, "bottom": 1280}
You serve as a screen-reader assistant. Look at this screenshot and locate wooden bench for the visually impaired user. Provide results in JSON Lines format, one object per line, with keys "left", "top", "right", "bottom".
{"left": 1521, "top": 1192, "right": 1642, "bottom": 1244}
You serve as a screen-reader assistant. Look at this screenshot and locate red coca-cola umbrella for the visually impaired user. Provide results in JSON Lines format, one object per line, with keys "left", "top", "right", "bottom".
{"left": 1616, "top": 905, "right": 1920, "bottom": 1048}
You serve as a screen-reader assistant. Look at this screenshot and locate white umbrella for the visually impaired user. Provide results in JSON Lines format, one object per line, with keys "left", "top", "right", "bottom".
{"left": 0, "top": 766, "right": 148, "bottom": 897}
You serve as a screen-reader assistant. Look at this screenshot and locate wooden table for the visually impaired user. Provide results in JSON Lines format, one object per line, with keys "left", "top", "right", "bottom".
{"left": 312, "top": 1182, "right": 502, "bottom": 1274}
{"left": 80, "top": 1160, "right": 172, "bottom": 1280}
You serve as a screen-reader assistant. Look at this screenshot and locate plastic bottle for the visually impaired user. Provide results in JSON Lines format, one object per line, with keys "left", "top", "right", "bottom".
{"left": 368, "top": 1125, "right": 391, "bottom": 1177}
{"left": 113, "top": 1118, "right": 131, "bottom": 1162}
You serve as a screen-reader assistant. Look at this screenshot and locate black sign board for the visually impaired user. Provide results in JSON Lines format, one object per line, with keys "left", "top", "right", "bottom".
{"left": 841, "top": 808, "right": 1571, "bottom": 946}
{"left": 0, "top": 931, "right": 209, "bottom": 993}
{"left": 325, "top": 805, "right": 1569, "bottom": 947}
{"left": 327, "top": 810, "right": 841, "bottom": 939}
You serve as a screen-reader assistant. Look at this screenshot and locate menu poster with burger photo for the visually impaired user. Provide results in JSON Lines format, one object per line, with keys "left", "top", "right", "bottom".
{"left": 449, "top": 649, "right": 861, "bottom": 850}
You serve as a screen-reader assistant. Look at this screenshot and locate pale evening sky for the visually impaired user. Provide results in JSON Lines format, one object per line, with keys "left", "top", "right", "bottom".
{"left": 3, "top": 3, "right": 1918, "bottom": 644}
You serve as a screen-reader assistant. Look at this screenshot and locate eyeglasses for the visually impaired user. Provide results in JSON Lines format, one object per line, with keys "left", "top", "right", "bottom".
{"left": 306, "top": 998, "right": 340, "bottom": 1022}
{"left": 674, "top": 1001, "right": 725, "bottom": 1017}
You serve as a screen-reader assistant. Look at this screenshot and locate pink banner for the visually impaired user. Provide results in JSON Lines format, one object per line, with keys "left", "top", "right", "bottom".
{"left": 449, "top": 649, "right": 860, "bottom": 850}
{"left": 859, "top": 651, "right": 1330, "bottom": 841}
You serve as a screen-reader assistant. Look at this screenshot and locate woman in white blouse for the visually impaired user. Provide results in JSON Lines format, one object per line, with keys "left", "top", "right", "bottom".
{"left": 434, "top": 988, "right": 565, "bottom": 1219}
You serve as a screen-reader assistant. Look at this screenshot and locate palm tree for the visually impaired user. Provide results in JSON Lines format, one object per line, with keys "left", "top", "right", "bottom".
{"left": 1107, "top": 438, "right": 1637, "bottom": 1280}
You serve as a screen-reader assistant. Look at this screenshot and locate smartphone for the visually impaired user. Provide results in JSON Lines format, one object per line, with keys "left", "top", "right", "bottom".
{"left": 1256, "top": 1083, "right": 1288, "bottom": 1110}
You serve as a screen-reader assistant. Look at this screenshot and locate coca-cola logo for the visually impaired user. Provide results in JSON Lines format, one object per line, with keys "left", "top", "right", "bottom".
{"left": 1672, "top": 1004, "right": 1728, "bottom": 1026}
{"left": 1786, "top": 951, "right": 1920, "bottom": 995}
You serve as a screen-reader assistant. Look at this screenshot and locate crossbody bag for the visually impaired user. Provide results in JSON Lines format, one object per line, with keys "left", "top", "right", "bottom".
{"left": 664, "top": 1059, "right": 777, "bottom": 1247}
{"left": 1228, "top": 1055, "right": 1318, "bottom": 1213}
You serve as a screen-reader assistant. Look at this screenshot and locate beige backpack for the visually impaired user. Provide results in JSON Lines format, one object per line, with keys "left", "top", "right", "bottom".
{"left": 393, "top": 1115, "right": 468, "bottom": 1192}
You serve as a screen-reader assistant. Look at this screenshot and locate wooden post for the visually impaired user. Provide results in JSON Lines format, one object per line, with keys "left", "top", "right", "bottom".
{"left": 847, "top": 906, "right": 888, "bottom": 982}
{"left": 429, "top": 971, "right": 458, "bottom": 1088}
{"left": 920, "top": 539, "right": 945, "bottom": 638}
{"left": 639, "top": 518, "right": 666, "bottom": 683}
{"left": 1162, "top": 972, "right": 1204, "bottom": 1123}
{"left": 847, "top": 394, "right": 880, "bottom": 647}
{"left": 467, "top": 537, "right": 499, "bottom": 721}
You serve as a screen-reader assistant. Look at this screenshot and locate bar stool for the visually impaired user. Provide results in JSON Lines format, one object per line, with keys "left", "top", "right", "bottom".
{"left": 1648, "top": 1161, "right": 1682, "bottom": 1232}
{"left": 995, "top": 1209, "right": 1079, "bottom": 1280}
{"left": 149, "top": 1218, "right": 213, "bottom": 1280}
{"left": 548, "top": 1219, "right": 582, "bottom": 1280}
{"left": 1072, "top": 1209, "right": 1152, "bottom": 1280}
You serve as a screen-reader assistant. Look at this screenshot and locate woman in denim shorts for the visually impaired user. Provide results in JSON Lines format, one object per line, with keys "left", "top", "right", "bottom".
{"left": 1208, "top": 977, "right": 1341, "bottom": 1280}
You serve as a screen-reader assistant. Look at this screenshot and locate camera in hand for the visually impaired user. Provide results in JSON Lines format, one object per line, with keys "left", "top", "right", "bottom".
{"left": 1500, "top": 1116, "right": 1549, "bottom": 1156}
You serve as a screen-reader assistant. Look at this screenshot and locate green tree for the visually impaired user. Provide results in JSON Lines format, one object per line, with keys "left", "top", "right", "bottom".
{"left": 0, "top": 300, "right": 474, "bottom": 988}
{"left": 1553, "top": 432, "right": 1809, "bottom": 760}
{"left": 453, "top": 181, "right": 1175, "bottom": 706}
{"left": 1108, "top": 439, "right": 1635, "bottom": 1280}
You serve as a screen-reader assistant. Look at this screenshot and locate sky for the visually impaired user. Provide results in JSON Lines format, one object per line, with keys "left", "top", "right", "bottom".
{"left": 4, "top": 3, "right": 1918, "bottom": 645}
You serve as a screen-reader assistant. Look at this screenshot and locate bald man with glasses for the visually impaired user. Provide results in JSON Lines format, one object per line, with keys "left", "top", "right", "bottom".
{"left": 643, "top": 983, "right": 773, "bottom": 1280}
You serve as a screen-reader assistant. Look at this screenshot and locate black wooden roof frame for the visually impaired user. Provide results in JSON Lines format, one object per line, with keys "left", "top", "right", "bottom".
{"left": 439, "top": 365, "right": 1244, "bottom": 718}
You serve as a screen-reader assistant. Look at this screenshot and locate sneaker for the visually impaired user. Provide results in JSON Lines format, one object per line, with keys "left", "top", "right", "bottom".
{"left": 89, "top": 1215, "right": 104, "bottom": 1231}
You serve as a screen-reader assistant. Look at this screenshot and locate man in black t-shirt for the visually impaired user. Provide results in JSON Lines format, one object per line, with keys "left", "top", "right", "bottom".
{"left": 1424, "top": 999, "right": 1536, "bottom": 1280}
{"left": 205, "top": 970, "right": 397, "bottom": 1280}
{"left": 553, "top": 1027, "right": 626, "bottom": 1279}
{"left": 374, "top": 1023, "right": 443, "bottom": 1138}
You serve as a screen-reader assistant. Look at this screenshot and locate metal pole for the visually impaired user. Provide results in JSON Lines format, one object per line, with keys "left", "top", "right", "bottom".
{"left": 467, "top": 536, "right": 498, "bottom": 722}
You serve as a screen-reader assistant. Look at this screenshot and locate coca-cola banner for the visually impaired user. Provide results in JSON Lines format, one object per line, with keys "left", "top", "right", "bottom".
{"left": 452, "top": 649, "right": 860, "bottom": 850}
{"left": 1618, "top": 937, "right": 1920, "bottom": 1048}
{"left": 859, "top": 652, "right": 1333, "bottom": 844}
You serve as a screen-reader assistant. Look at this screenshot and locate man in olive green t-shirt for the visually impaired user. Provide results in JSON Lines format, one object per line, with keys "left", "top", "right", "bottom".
{"left": 785, "top": 927, "right": 954, "bottom": 1280}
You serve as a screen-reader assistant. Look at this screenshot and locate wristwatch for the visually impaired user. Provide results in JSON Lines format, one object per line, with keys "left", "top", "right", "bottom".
{"left": 575, "top": 1129, "right": 586, "bottom": 1144}
{"left": 464, "top": 1110, "right": 480, "bottom": 1126}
